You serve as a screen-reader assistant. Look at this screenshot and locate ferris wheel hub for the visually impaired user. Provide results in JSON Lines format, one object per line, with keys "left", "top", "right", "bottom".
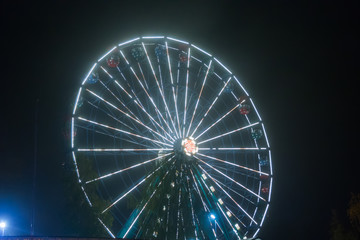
{"left": 173, "top": 137, "right": 198, "bottom": 157}
{"left": 182, "top": 137, "right": 198, "bottom": 156}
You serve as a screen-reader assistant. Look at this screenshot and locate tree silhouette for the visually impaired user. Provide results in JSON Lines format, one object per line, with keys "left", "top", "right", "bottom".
{"left": 348, "top": 193, "right": 360, "bottom": 233}
{"left": 330, "top": 193, "right": 360, "bottom": 240}
{"left": 62, "top": 153, "right": 114, "bottom": 237}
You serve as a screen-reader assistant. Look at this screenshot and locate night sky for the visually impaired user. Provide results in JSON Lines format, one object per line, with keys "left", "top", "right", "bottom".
{"left": 1, "top": 0, "right": 359, "bottom": 239}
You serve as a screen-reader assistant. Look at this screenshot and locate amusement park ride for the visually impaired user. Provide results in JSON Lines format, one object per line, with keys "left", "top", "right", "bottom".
{"left": 70, "top": 36, "right": 273, "bottom": 240}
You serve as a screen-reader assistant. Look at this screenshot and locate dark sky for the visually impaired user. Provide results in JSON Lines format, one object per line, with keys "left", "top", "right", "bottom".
{"left": 1, "top": 0, "right": 359, "bottom": 239}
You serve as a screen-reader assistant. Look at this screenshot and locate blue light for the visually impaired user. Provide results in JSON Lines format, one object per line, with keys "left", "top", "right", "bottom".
{"left": 0, "top": 221, "right": 6, "bottom": 236}
{"left": 0, "top": 221, "right": 5, "bottom": 228}
{"left": 210, "top": 214, "right": 216, "bottom": 220}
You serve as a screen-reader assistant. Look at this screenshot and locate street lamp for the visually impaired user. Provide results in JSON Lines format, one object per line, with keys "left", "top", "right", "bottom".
{"left": 0, "top": 221, "right": 6, "bottom": 236}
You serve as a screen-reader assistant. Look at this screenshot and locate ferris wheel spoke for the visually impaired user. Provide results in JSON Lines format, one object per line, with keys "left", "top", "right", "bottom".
{"left": 113, "top": 76, "right": 133, "bottom": 99}
{"left": 197, "top": 122, "right": 260, "bottom": 145}
{"left": 142, "top": 42, "right": 179, "bottom": 138}
{"left": 102, "top": 177, "right": 147, "bottom": 214}
{"left": 100, "top": 65, "right": 114, "bottom": 79}
{"left": 132, "top": 98, "right": 175, "bottom": 142}
{"left": 175, "top": 187, "right": 181, "bottom": 240}
{"left": 209, "top": 174, "right": 257, "bottom": 206}
{"left": 180, "top": 208, "right": 186, "bottom": 239}
{"left": 120, "top": 50, "right": 175, "bottom": 137}
{"left": 190, "top": 168, "right": 221, "bottom": 239}
{"left": 78, "top": 116, "right": 172, "bottom": 147}
{"left": 120, "top": 50, "right": 172, "bottom": 133}
{"left": 190, "top": 76, "right": 232, "bottom": 137}
{"left": 142, "top": 43, "right": 165, "bottom": 98}
{"left": 194, "top": 155, "right": 266, "bottom": 202}
{"left": 114, "top": 66, "right": 141, "bottom": 103}
{"left": 122, "top": 167, "right": 171, "bottom": 238}
{"left": 75, "top": 123, "right": 164, "bottom": 149}
{"left": 78, "top": 148, "right": 172, "bottom": 152}
{"left": 137, "top": 62, "right": 150, "bottom": 90}
{"left": 98, "top": 79, "right": 138, "bottom": 120}
{"left": 186, "top": 174, "right": 198, "bottom": 239}
{"left": 86, "top": 100, "right": 135, "bottom": 131}
{"left": 165, "top": 41, "right": 182, "bottom": 136}
{"left": 134, "top": 219, "right": 145, "bottom": 240}
{"left": 90, "top": 102, "right": 164, "bottom": 147}
{"left": 113, "top": 79, "right": 176, "bottom": 142}
{"left": 119, "top": 49, "right": 167, "bottom": 127}
{"left": 195, "top": 214, "right": 206, "bottom": 240}
{"left": 176, "top": 59, "right": 181, "bottom": 137}
{"left": 183, "top": 47, "right": 191, "bottom": 137}
{"left": 77, "top": 119, "right": 165, "bottom": 149}
{"left": 194, "top": 169, "right": 224, "bottom": 239}
{"left": 97, "top": 78, "right": 165, "bottom": 142}
{"left": 225, "top": 207, "right": 247, "bottom": 228}
{"left": 202, "top": 162, "right": 257, "bottom": 181}
{"left": 85, "top": 88, "right": 173, "bottom": 144}
{"left": 216, "top": 202, "right": 242, "bottom": 239}
{"left": 156, "top": 56, "right": 165, "bottom": 98}
{"left": 114, "top": 76, "right": 170, "bottom": 141}
{"left": 197, "top": 152, "right": 269, "bottom": 176}
{"left": 85, "top": 152, "right": 173, "bottom": 184}
{"left": 165, "top": 197, "right": 171, "bottom": 239}
{"left": 196, "top": 164, "right": 254, "bottom": 238}
{"left": 198, "top": 147, "right": 268, "bottom": 151}
{"left": 98, "top": 218, "right": 115, "bottom": 238}
{"left": 199, "top": 166, "right": 258, "bottom": 225}
{"left": 215, "top": 220, "right": 225, "bottom": 238}
{"left": 102, "top": 155, "right": 174, "bottom": 214}
{"left": 195, "top": 102, "right": 240, "bottom": 141}
{"left": 189, "top": 169, "right": 208, "bottom": 212}
{"left": 186, "top": 60, "right": 213, "bottom": 137}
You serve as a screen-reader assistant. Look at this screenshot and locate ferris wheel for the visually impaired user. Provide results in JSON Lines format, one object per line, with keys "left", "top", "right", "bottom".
{"left": 71, "top": 36, "right": 273, "bottom": 240}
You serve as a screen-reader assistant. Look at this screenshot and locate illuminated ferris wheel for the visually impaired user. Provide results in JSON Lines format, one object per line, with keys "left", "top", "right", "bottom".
{"left": 71, "top": 36, "right": 273, "bottom": 240}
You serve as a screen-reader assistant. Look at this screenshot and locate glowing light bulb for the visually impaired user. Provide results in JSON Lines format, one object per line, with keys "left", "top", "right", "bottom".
{"left": 226, "top": 211, "right": 232, "bottom": 217}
